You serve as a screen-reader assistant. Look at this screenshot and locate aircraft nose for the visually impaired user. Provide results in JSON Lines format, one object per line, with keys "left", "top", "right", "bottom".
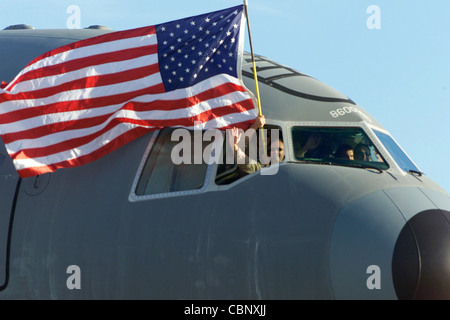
{"left": 392, "top": 209, "right": 450, "bottom": 300}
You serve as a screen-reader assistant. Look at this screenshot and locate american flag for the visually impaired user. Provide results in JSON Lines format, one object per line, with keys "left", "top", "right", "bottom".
{"left": 0, "top": 5, "right": 257, "bottom": 178}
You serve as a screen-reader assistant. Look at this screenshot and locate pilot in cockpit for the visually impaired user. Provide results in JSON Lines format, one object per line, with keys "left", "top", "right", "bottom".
{"left": 354, "top": 143, "right": 371, "bottom": 162}
{"left": 334, "top": 144, "right": 354, "bottom": 160}
{"left": 295, "top": 132, "right": 334, "bottom": 159}
{"left": 229, "top": 115, "right": 284, "bottom": 176}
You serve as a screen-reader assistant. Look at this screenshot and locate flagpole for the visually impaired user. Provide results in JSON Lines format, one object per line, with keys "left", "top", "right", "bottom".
{"left": 243, "top": 0, "right": 262, "bottom": 118}
{"left": 243, "top": 0, "right": 267, "bottom": 157}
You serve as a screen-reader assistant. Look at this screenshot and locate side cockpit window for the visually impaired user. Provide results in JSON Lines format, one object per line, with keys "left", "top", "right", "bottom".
{"left": 135, "top": 127, "right": 210, "bottom": 197}
{"left": 292, "top": 127, "right": 389, "bottom": 171}
{"left": 132, "top": 124, "right": 284, "bottom": 200}
{"left": 215, "top": 124, "right": 284, "bottom": 185}
{"left": 373, "top": 129, "right": 420, "bottom": 173}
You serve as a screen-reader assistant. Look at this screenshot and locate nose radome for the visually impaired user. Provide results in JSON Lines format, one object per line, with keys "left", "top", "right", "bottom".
{"left": 392, "top": 209, "right": 450, "bottom": 300}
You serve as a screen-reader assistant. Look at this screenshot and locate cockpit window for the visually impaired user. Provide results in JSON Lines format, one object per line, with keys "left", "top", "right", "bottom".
{"left": 373, "top": 129, "right": 420, "bottom": 173}
{"left": 292, "top": 127, "right": 389, "bottom": 171}
{"left": 216, "top": 125, "right": 284, "bottom": 185}
{"left": 133, "top": 124, "right": 285, "bottom": 198}
{"left": 135, "top": 127, "right": 210, "bottom": 196}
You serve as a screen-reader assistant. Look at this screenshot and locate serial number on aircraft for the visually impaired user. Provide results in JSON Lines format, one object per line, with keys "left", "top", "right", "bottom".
{"left": 329, "top": 106, "right": 360, "bottom": 118}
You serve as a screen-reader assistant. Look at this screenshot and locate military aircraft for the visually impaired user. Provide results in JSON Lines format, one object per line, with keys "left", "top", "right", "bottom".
{"left": 0, "top": 24, "right": 449, "bottom": 300}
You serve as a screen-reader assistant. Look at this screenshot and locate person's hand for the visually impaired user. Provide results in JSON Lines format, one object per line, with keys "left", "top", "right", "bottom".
{"left": 254, "top": 115, "right": 265, "bottom": 128}
{"left": 228, "top": 127, "right": 242, "bottom": 151}
{"left": 304, "top": 134, "right": 322, "bottom": 149}
{"left": 250, "top": 115, "right": 265, "bottom": 130}
{"left": 228, "top": 127, "right": 247, "bottom": 163}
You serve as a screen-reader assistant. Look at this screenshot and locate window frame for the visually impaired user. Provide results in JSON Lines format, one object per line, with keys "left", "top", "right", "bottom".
{"left": 214, "top": 122, "right": 287, "bottom": 186}
{"left": 128, "top": 129, "right": 215, "bottom": 202}
{"left": 287, "top": 121, "right": 394, "bottom": 171}
{"left": 129, "top": 121, "right": 289, "bottom": 201}
{"left": 372, "top": 128, "right": 421, "bottom": 174}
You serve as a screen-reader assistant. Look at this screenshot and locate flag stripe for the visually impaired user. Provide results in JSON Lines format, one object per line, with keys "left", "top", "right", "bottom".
{"left": 0, "top": 72, "right": 165, "bottom": 118}
{"left": 8, "top": 54, "right": 158, "bottom": 100}
{"left": 0, "top": 82, "right": 165, "bottom": 138}
{"left": 1, "top": 76, "right": 244, "bottom": 142}
{"left": 6, "top": 49, "right": 158, "bottom": 97}
{"left": 15, "top": 126, "right": 152, "bottom": 177}
{"left": 18, "top": 26, "right": 157, "bottom": 69}
{"left": 5, "top": 26, "right": 157, "bottom": 91}
{"left": 12, "top": 109, "right": 256, "bottom": 172}
{"left": 0, "top": 62, "right": 160, "bottom": 106}
{"left": 6, "top": 85, "right": 254, "bottom": 156}
{"left": 15, "top": 116, "right": 258, "bottom": 178}
{"left": 6, "top": 54, "right": 158, "bottom": 99}
{"left": 13, "top": 113, "right": 256, "bottom": 177}
{"left": 11, "top": 98, "right": 255, "bottom": 160}
{"left": 8, "top": 45, "right": 158, "bottom": 91}
{"left": 0, "top": 62, "right": 163, "bottom": 117}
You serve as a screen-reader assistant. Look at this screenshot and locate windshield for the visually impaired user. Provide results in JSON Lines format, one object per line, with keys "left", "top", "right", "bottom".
{"left": 373, "top": 129, "right": 420, "bottom": 173}
{"left": 292, "top": 127, "right": 389, "bottom": 170}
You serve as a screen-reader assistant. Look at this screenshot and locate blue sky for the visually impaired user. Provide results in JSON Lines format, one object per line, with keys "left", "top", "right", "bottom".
{"left": 1, "top": 0, "right": 449, "bottom": 192}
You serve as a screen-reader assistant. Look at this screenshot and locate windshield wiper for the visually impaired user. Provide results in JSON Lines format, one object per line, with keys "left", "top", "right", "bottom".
{"left": 293, "top": 159, "right": 385, "bottom": 173}
{"left": 322, "top": 158, "right": 385, "bottom": 173}
{"left": 346, "top": 162, "right": 384, "bottom": 173}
